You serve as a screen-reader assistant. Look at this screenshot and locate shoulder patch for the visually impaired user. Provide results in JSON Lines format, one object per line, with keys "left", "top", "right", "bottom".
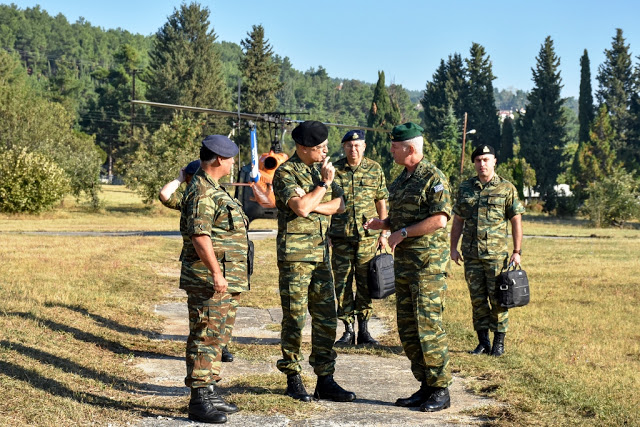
{"left": 432, "top": 183, "right": 445, "bottom": 193}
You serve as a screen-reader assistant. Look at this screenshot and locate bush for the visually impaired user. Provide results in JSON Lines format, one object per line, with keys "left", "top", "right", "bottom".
{"left": 581, "top": 169, "right": 640, "bottom": 227}
{"left": 0, "top": 147, "right": 70, "bottom": 213}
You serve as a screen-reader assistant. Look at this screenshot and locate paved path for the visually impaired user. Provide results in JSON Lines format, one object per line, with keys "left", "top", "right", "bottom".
{"left": 135, "top": 290, "right": 498, "bottom": 426}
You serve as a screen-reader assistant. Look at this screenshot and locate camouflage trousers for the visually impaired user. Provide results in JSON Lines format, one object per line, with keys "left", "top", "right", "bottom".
{"left": 277, "top": 260, "right": 337, "bottom": 376}
{"left": 395, "top": 254, "right": 451, "bottom": 388}
{"left": 184, "top": 287, "right": 241, "bottom": 388}
{"left": 331, "top": 237, "right": 378, "bottom": 323}
{"left": 464, "top": 257, "right": 509, "bottom": 333}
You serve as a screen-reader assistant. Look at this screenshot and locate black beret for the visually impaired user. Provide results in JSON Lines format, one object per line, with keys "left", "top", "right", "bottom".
{"left": 341, "top": 129, "right": 365, "bottom": 143}
{"left": 202, "top": 135, "right": 239, "bottom": 157}
{"left": 471, "top": 144, "right": 496, "bottom": 162}
{"left": 292, "top": 121, "right": 328, "bottom": 147}
{"left": 184, "top": 160, "right": 200, "bottom": 175}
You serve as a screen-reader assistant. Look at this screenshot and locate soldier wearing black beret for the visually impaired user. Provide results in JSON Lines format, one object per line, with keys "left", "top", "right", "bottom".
{"left": 272, "top": 121, "right": 356, "bottom": 403}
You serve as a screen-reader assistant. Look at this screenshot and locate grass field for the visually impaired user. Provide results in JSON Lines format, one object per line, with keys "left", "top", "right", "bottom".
{"left": 1, "top": 186, "right": 639, "bottom": 426}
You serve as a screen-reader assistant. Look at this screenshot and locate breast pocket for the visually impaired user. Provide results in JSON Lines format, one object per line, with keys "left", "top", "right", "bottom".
{"left": 214, "top": 200, "right": 245, "bottom": 231}
{"left": 487, "top": 195, "right": 506, "bottom": 221}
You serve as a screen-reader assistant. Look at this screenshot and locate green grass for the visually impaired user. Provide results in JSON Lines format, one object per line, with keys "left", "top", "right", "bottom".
{"left": 1, "top": 185, "right": 639, "bottom": 426}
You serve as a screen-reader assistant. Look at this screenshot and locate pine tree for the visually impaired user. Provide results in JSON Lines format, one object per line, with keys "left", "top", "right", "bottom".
{"left": 578, "top": 49, "right": 594, "bottom": 144}
{"left": 420, "top": 59, "right": 449, "bottom": 143}
{"left": 499, "top": 116, "right": 515, "bottom": 163}
{"left": 238, "top": 24, "right": 283, "bottom": 156}
{"left": 518, "top": 36, "right": 567, "bottom": 210}
{"left": 596, "top": 28, "right": 633, "bottom": 155}
{"left": 366, "top": 70, "right": 401, "bottom": 180}
{"left": 145, "top": 2, "right": 230, "bottom": 127}
{"left": 465, "top": 43, "right": 500, "bottom": 149}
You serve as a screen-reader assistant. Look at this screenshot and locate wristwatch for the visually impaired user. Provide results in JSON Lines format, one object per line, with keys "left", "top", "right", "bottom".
{"left": 400, "top": 227, "right": 408, "bottom": 238}
{"left": 318, "top": 181, "right": 328, "bottom": 188}
{"left": 513, "top": 249, "right": 522, "bottom": 255}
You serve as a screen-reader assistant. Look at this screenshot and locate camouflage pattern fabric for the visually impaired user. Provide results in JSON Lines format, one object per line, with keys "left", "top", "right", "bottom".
{"left": 273, "top": 152, "right": 343, "bottom": 263}
{"left": 465, "top": 257, "right": 509, "bottom": 332}
{"left": 276, "top": 260, "right": 337, "bottom": 376}
{"left": 272, "top": 152, "right": 342, "bottom": 376}
{"left": 452, "top": 174, "right": 524, "bottom": 332}
{"left": 388, "top": 158, "right": 452, "bottom": 388}
{"left": 329, "top": 156, "right": 388, "bottom": 323}
{"left": 328, "top": 157, "right": 388, "bottom": 239}
{"left": 160, "top": 188, "right": 184, "bottom": 211}
{"left": 184, "top": 289, "right": 240, "bottom": 387}
{"left": 331, "top": 237, "right": 377, "bottom": 323}
{"left": 179, "top": 168, "right": 249, "bottom": 387}
{"left": 452, "top": 174, "right": 525, "bottom": 260}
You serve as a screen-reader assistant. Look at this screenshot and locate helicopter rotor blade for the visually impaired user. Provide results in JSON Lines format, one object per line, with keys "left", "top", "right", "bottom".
{"left": 320, "top": 122, "right": 390, "bottom": 133}
{"left": 130, "top": 100, "right": 264, "bottom": 121}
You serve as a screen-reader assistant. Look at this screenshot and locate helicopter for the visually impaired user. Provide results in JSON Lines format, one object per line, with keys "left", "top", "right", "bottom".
{"left": 130, "top": 99, "right": 389, "bottom": 224}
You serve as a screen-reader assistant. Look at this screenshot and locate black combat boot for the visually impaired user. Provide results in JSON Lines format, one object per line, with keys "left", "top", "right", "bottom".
{"left": 491, "top": 332, "right": 505, "bottom": 357}
{"left": 356, "top": 318, "right": 379, "bottom": 346}
{"left": 420, "top": 387, "right": 451, "bottom": 412}
{"left": 334, "top": 322, "right": 355, "bottom": 346}
{"left": 188, "top": 386, "right": 228, "bottom": 424}
{"left": 469, "top": 329, "right": 491, "bottom": 355}
{"left": 394, "top": 381, "right": 432, "bottom": 407}
{"left": 285, "top": 374, "right": 312, "bottom": 402}
{"left": 314, "top": 375, "right": 356, "bottom": 402}
{"left": 204, "top": 383, "right": 238, "bottom": 413}
{"left": 221, "top": 345, "right": 234, "bottom": 363}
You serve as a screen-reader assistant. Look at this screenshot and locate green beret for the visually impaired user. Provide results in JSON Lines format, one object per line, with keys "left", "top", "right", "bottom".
{"left": 391, "top": 122, "right": 424, "bottom": 142}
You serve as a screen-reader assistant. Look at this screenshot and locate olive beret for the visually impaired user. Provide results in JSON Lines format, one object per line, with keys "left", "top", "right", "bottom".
{"left": 292, "top": 121, "right": 328, "bottom": 147}
{"left": 390, "top": 122, "right": 424, "bottom": 142}
{"left": 471, "top": 144, "right": 496, "bottom": 162}
{"left": 202, "top": 135, "right": 239, "bottom": 158}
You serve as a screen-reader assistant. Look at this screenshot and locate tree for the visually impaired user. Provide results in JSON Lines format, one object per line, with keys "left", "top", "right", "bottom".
{"left": 366, "top": 71, "right": 401, "bottom": 180}
{"left": 578, "top": 49, "right": 595, "bottom": 144}
{"left": 145, "top": 2, "right": 230, "bottom": 127}
{"left": 465, "top": 43, "right": 500, "bottom": 148}
{"left": 499, "top": 117, "right": 515, "bottom": 163}
{"left": 582, "top": 168, "right": 640, "bottom": 227}
{"left": 239, "top": 24, "right": 283, "bottom": 157}
{"left": 596, "top": 29, "right": 633, "bottom": 156}
{"left": 518, "top": 36, "right": 567, "bottom": 211}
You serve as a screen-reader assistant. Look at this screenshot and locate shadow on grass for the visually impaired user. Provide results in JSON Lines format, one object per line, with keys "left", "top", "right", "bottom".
{"left": 44, "top": 302, "right": 159, "bottom": 338}
{"left": 0, "top": 340, "right": 184, "bottom": 397}
{"left": 0, "top": 359, "right": 173, "bottom": 416}
{"left": 5, "top": 311, "right": 181, "bottom": 361}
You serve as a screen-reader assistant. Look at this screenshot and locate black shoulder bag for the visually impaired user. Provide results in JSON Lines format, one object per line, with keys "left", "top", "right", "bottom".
{"left": 495, "top": 263, "right": 530, "bottom": 308}
{"left": 367, "top": 248, "right": 395, "bottom": 299}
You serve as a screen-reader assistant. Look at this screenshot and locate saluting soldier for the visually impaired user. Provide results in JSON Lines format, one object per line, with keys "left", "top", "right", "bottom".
{"left": 180, "top": 135, "right": 249, "bottom": 424}
{"left": 365, "top": 122, "right": 453, "bottom": 412}
{"left": 272, "top": 120, "right": 356, "bottom": 403}
{"left": 329, "top": 129, "right": 389, "bottom": 347}
{"left": 450, "top": 144, "right": 525, "bottom": 357}
{"left": 159, "top": 159, "right": 236, "bottom": 364}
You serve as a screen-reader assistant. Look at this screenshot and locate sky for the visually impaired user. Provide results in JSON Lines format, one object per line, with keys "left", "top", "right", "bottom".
{"left": 9, "top": 0, "right": 640, "bottom": 99}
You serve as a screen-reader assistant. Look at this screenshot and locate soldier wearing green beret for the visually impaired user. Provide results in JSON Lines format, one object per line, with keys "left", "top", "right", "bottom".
{"left": 365, "top": 122, "right": 453, "bottom": 412}
{"left": 273, "top": 120, "right": 356, "bottom": 403}
{"left": 180, "top": 136, "right": 249, "bottom": 424}
{"left": 450, "top": 144, "right": 525, "bottom": 357}
{"left": 329, "top": 129, "right": 389, "bottom": 347}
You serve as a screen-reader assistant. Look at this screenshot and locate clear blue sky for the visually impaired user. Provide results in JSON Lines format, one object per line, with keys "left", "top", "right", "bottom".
{"left": 9, "top": 0, "right": 640, "bottom": 99}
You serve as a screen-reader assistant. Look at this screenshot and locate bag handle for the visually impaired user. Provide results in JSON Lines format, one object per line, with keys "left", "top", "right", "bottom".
{"left": 501, "top": 261, "right": 522, "bottom": 274}
{"left": 376, "top": 246, "right": 390, "bottom": 255}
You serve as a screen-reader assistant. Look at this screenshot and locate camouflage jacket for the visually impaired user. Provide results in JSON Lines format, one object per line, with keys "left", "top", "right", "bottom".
{"left": 388, "top": 158, "right": 452, "bottom": 275}
{"left": 273, "top": 152, "right": 344, "bottom": 262}
{"left": 452, "top": 174, "right": 525, "bottom": 259}
{"left": 160, "top": 188, "right": 184, "bottom": 211}
{"left": 329, "top": 156, "right": 388, "bottom": 240}
{"left": 179, "top": 169, "right": 250, "bottom": 293}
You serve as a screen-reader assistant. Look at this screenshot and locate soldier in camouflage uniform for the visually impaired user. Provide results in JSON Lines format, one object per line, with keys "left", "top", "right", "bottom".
{"left": 273, "top": 120, "right": 356, "bottom": 403}
{"left": 450, "top": 144, "right": 524, "bottom": 357}
{"left": 329, "top": 129, "right": 389, "bottom": 347}
{"left": 179, "top": 135, "right": 250, "bottom": 424}
{"left": 365, "top": 122, "right": 452, "bottom": 413}
{"left": 160, "top": 159, "right": 236, "bottom": 364}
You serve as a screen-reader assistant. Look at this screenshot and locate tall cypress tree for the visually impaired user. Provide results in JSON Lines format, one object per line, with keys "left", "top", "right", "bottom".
{"left": 596, "top": 28, "right": 633, "bottom": 155}
{"left": 465, "top": 43, "right": 500, "bottom": 148}
{"left": 420, "top": 59, "right": 449, "bottom": 143}
{"left": 499, "top": 116, "right": 515, "bottom": 163}
{"left": 366, "top": 70, "right": 400, "bottom": 180}
{"left": 578, "top": 49, "right": 594, "bottom": 144}
{"left": 239, "top": 24, "right": 283, "bottom": 155}
{"left": 146, "top": 2, "right": 230, "bottom": 126}
{"left": 518, "top": 36, "right": 567, "bottom": 209}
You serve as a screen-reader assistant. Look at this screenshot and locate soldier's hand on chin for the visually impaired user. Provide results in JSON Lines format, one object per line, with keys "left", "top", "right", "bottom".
{"left": 320, "top": 157, "right": 335, "bottom": 184}
{"left": 212, "top": 274, "right": 228, "bottom": 293}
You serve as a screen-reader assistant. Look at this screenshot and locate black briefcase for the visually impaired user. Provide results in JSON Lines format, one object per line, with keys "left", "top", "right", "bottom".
{"left": 495, "top": 264, "right": 530, "bottom": 308}
{"left": 368, "top": 249, "right": 395, "bottom": 299}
